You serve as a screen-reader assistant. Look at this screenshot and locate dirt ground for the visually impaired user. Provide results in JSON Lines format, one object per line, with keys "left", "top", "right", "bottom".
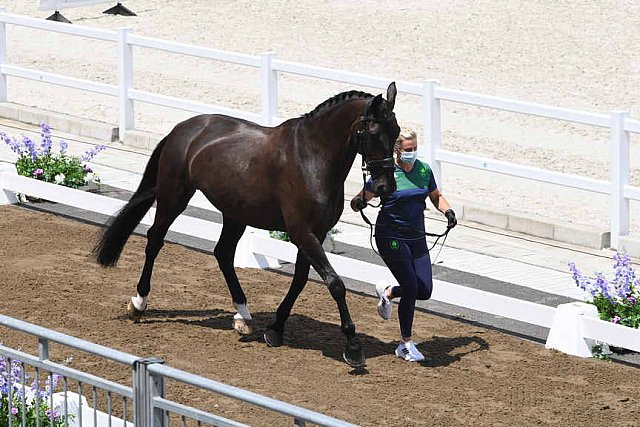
{"left": 1, "top": 205, "right": 639, "bottom": 426}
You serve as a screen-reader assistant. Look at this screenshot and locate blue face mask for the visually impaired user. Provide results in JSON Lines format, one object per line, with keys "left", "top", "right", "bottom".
{"left": 399, "top": 150, "right": 417, "bottom": 165}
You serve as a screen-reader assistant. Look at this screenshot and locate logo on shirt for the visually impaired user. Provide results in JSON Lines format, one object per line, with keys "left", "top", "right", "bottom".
{"left": 419, "top": 166, "right": 427, "bottom": 177}
{"left": 390, "top": 240, "right": 399, "bottom": 250}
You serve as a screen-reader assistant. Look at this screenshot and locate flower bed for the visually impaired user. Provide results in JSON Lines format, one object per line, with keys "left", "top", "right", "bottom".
{"left": 1, "top": 123, "right": 105, "bottom": 191}
{"left": 569, "top": 253, "right": 640, "bottom": 329}
{"left": 0, "top": 357, "right": 69, "bottom": 427}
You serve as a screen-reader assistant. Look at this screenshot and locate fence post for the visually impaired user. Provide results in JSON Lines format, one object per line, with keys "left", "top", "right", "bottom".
{"left": 0, "top": 163, "right": 18, "bottom": 205}
{"left": 38, "top": 338, "right": 49, "bottom": 360}
{"left": 260, "top": 52, "right": 278, "bottom": 126}
{"left": 610, "top": 111, "right": 630, "bottom": 250}
{"left": 234, "top": 227, "right": 281, "bottom": 269}
{"left": 422, "top": 80, "right": 442, "bottom": 190}
{"left": 133, "top": 358, "right": 166, "bottom": 427}
{"left": 0, "top": 7, "right": 7, "bottom": 102}
{"left": 118, "top": 28, "right": 135, "bottom": 141}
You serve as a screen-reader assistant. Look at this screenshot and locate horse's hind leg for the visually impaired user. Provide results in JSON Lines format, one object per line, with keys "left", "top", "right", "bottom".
{"left": 264, "top": 251, "right": 310, "bottom": 347}
{"left": 127, "top": 185, "right": 195, "bottom": 321}
{"left": 213, "top": 215, "right": 252, "bottom": 335}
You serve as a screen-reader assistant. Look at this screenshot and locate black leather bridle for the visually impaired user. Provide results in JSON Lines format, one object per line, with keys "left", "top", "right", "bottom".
{"left": 355, "top": 101, "right": 395, "bottom": 180}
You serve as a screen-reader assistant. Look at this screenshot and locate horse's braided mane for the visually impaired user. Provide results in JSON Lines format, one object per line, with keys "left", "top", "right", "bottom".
{"left": 303, "top": 90, "right": 373, "bottom": 119}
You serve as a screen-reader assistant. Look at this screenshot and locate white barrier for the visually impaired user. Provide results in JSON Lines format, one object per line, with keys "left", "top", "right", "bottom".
{"left": 2, "top": 168, "right": 639, "bottom": 357}
{"left": 52, "top": 391, "right": 135, "bottom": 427}
{"left": 39, "top": 1, "right": 113, "bottom": 10}
{"left": 0, "top": 10, "right": 637, "bottom": 249}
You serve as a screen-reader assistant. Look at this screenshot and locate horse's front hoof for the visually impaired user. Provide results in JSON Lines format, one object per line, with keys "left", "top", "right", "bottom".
{"left": 343, "top": 346, "right": 366, "bottom": 368}
{"left": 126, "top": 301, "right": 145, "bottom": 323}
{"left": 264, "top": 328, "right": 283, "bottom": 347}
{"left": 233, "top": 318, "right": 253, "bottom": 335}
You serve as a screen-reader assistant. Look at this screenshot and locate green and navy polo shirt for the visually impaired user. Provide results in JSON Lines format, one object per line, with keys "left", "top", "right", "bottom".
{"left": 367, "top": 160, "right": 437, "bottom": 239}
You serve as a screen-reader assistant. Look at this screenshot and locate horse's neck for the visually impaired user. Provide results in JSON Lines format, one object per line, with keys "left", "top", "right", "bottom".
{"left": 306, "top": 103, "right": 362, "bottom": 178}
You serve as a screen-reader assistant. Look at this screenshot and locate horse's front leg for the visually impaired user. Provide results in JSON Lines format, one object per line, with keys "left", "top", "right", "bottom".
{"left": 290, "top": 231, "right": 365, "bottom": 368}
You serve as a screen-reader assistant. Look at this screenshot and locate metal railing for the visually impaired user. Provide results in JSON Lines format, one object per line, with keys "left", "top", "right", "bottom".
{"left": 0, "top": 314, "right": 358, "bottom": 427}
{"left": 0, "top": 9, "right": 637, "bottom": 249}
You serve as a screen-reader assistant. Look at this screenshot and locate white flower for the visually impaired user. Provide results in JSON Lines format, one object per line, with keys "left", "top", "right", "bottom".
{"left": 85, "top": 172, "right": 94, "bottom": 183}
{"left": 54, "top": 173, "right": 65, "bottom": 184}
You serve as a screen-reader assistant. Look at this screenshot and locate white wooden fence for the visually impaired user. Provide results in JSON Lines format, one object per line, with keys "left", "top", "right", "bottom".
{"left": 0, "top": 8, "right": 638, "bottom": 250}
{"left": 1, "top": 164, "right": 639, "bottom": 356}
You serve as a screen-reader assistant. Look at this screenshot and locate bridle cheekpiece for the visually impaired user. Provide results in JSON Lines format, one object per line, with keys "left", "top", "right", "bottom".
{"left": 355, "top": 101, "right": 395, "bottom": 179}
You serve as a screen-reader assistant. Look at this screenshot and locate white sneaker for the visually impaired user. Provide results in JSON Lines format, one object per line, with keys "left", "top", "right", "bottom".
{"left": 375, "top": 281, "right": 392, "bottom": 320}
{"left": 395, "top": 341, "right": 425, "bottom": 362}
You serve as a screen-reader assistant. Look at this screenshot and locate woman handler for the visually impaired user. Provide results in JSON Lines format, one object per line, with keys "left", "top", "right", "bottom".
{"left": 351, "top": 130, "right": 457, "bottom": 362}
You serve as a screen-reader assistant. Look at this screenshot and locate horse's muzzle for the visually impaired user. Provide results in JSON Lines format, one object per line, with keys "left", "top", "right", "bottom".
{"left": 375, "top": 183, "right": 395, "bottom": 200}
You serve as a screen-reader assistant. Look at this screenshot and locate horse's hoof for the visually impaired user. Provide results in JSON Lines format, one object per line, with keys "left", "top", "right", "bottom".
{"left": 343, "top": 346, "right": 366, "bottom": 368}
{"left": 264, "top": 328, "right": 283, "bottom": 347}
{"left": 233, "top": 318, "right": 253, "bottom": 335}
{"left": 126, "top": 301, "right": 145, "bottom": 323}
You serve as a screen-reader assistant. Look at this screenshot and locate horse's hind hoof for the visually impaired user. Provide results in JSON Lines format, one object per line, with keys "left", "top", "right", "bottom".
{"left": 343, "top": 347, "right": 366, "bottom": 368}
{"left": 126, "top": 301, "right": 145, "bottom": 323}
{"left": 233, "top": 318, "right": 253, "bottom": 335}
{"left": 264, "top": 328, "right": 283, "bottom": 347}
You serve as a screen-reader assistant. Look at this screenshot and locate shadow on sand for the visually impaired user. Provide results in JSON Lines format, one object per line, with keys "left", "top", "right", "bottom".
{"left": 128, "top": 308, "right": 489, "bottom": 371}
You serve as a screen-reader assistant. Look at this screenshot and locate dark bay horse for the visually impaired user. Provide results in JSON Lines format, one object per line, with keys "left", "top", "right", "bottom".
{"left": 94, "top": 82, "right": 400, "bottom": 367}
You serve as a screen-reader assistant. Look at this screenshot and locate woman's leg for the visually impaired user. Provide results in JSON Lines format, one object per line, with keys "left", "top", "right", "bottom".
{"left": 409, "top": 240, "right": 433, "bottom": 300}
{"left": 375, "top": 237, "right": 419, "bottom": 338}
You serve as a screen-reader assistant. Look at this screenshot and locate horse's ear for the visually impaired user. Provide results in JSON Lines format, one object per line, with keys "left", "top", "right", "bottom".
{"left": 386, "top": 82, "right": 397, "bottom": 111}
{"left": 369, "top": 94, "right": 383, "bottom": 114}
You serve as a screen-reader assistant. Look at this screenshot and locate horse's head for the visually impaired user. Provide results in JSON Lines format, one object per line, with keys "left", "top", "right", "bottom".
{"left": 356, "top": 82, "right": 400, "bottom": 199}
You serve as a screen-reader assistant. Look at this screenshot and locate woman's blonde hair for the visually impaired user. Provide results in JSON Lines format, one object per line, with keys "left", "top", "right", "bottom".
{"left": 395, "top": 129, "right": 417, "bottom": 150}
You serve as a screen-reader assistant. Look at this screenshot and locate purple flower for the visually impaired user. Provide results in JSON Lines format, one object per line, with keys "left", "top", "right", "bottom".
{"left": 22, "top": 136, "right": 38, "bottom": 160}
{"left": 83, "top": 164, "right": 92, "bottom": 173}
{"left": 612, "top": 316, "right": 621, "bottom": 324}
{"left": 1, "top": 132, "right": 23, "bottom": 155}
{"left": 81, "top": 144, "right": 106, "bottom": 162}
{"left": 11, "top": 407, "right": 18, "bottom": 415}
{"left": 612, "top": 253, "right": 635, "bottom": 297}
{"left": 59, "top": 140, "right": 68, "bottom": 155}
{"left": 627, "top": 296, "right": 637, "bottom": 305}
{"left": 33, "top": 168, "right": 44, "bottom": 177}
{"left": 40, "top": 123, "right": 53, "bottom": 155}
{"left": 568, "top": 262, "right": 589, "bottom": 291}
{"left": 594, "top": 272, "right": 615, "bottom": 301}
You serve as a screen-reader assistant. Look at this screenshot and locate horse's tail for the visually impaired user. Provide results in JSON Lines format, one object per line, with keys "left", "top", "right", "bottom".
{"left": 93, "top": 137, "right": 168, "bottom": 266}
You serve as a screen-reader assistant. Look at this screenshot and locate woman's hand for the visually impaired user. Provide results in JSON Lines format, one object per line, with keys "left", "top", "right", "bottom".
{"left": 445, "top": 209, "right": 457, "bottom": 229}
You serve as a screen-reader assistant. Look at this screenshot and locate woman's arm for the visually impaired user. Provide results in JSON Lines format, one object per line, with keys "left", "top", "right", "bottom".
{"left": 428, "top": 189, "right": 451, "bottom": 213}
{"left": 429, "top": 189, "right": 457, "bottom": 229}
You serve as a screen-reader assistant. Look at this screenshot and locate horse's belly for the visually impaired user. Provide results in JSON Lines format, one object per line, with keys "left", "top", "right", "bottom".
{"left": 204, "top": 192, "right": 285, "bottom": 231}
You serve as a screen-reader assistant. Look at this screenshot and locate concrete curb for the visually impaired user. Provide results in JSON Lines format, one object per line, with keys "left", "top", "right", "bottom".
{"left": 0, "top": 103, "right": 118, "bottom": 142}
{"left": 454, "top": 201, "right": 610, "bottom": 249}
{"left": 0, "top": 103, "right": 632, "bottom": 255}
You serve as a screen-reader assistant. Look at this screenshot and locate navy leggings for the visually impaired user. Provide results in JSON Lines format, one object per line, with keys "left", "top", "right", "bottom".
{"left": 375, "top": 236, "right": 433, "bottom": 338}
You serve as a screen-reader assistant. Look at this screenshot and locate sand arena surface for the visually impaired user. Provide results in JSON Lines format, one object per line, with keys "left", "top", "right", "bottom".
{"left": 1, "top": 205, "right": 639, "bottom": 426}
{"left": 1, "top": 1, "right": 640, "bottom": 232}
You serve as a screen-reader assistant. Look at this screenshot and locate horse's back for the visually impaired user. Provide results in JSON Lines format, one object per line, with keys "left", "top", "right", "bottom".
{"left": 160, "top": 114, "right": 291, "bottom": 229}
